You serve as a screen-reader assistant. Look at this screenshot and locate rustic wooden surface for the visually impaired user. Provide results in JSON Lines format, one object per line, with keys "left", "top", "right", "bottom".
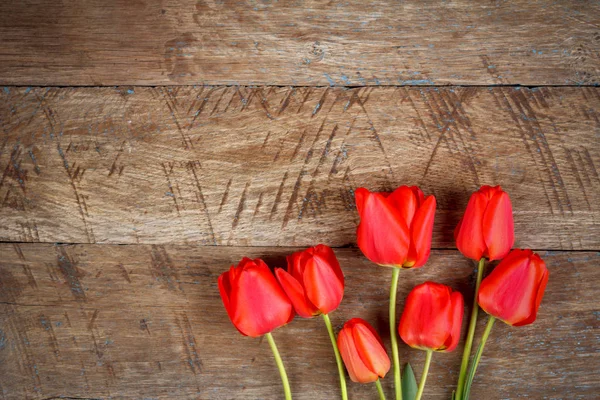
{"left": 1, "top": 1, "right": 599, "bottom": 86}
{"left": 1, "top": 86, "right": 599, "bottom": 249}
{"left": 1, "top": 1, "right": 600, "bottom": 399}
{"left": 0, "top": 245, "right": 597, "bottom": 400}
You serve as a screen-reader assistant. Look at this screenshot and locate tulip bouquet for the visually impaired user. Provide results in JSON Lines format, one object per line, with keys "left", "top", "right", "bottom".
{"left": 218, "top": 185, "right": 548, "bottom": 400}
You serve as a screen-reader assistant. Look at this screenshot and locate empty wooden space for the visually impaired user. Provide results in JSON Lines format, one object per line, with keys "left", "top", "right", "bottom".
{"left": 0, "top": 1, "right": 599, "bottom": 86}
{"left": 0, "top": 0, "right": 599, "bottom": 399}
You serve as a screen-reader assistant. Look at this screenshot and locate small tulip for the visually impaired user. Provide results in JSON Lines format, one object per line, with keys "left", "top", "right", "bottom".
{"left": 355, "top": 186, "right": 436, "bottom": 268}
{"left": 275, "top": 244, "right": 344, "bottom": 318}
{"left": 218, "top": 257, "right": 294, "bottom": 337}
{"left": 478, "top": 249, "right": 549, "bottom": 326}
{"left": 454, "top": 185, "right": 514, "bottom": 261}
{"left": 337, "top": 318, "right": 391, "bottom": 383}
{"left": 399, "top": 282, "right": 464, "bottom": 352}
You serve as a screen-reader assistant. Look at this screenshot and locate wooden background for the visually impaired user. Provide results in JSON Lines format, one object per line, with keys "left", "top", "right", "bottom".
{"left": 0, "top": 1, "right": 598, "bottom": 399}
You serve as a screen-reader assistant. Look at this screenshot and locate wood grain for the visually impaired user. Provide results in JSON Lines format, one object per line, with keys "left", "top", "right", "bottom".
{"left": 0, "top": 244, "right": 597, "bottom": 399}
{"left": 1, "top": 86, "right": 599, "bottom": 249}
{"left": 0, "top": 1, "right": 599, "bottom": 86}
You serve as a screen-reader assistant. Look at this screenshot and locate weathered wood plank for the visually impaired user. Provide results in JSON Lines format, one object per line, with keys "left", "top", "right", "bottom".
{"left": 0, "top": 244, "right": 597, "bottom": 399}
{"left": 0, "top": 1, "right": 598, "bottom": 86}
{"left": 1, "top": 86, "right": 599, "bottom": 249}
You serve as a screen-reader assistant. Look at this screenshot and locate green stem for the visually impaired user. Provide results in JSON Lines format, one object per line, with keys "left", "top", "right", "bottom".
{"left": 456, "top": 258, "right": 486, "bottom": 400}
{"left": 389, "top": 267, "right": 403, "bottom": 400}
{"left": 322, "top": 313, "right": 348, "bottom": 400}
{"left": 265, "top": 332, "right": 292, "bottom": 400}
{"left": 414, "top": 350, "right": 433, "bottom": 400}
{"left": 375, "top": 378, "right": 387, "bottom": 400}
{"left": 463, "top": 317, "right": 496, "bottom": 400}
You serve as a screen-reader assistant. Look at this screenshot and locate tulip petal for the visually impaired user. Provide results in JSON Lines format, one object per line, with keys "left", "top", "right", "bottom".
{"left": 229, "top": 261, "right": 293, "bottom": 337}
{"left": 304, "top": 251, "right": 344, "bottom": 315}
{"left": 442, "top": 291, "right": 464, "bottom": 352}
{"left": 482, "top": 191, "right": 514, "bottom": 260}
{"left": 455, "top": 191, "right": 488, "bottom": 260}
{"left": 275, "top": 268, "right": 319, "bottom": 318}
{"left": 287, "top": 251, "right": 310, "bottom": 282}
{"left": 355, "top": 187, "right": 369, "bottom": 215}
{"left": 356, "top": 189, "right": 410, "bottom": 266}
{"left": 406, "top": 195, "right": 437, "bottom": 267}
{"left": 399, "top": 282, "right": 455, "bottom": 351}
{"left": 338, "top": 326, "right": 379, "bottom": 383}
{"left": 513, "top": 255, "right": 549, "bottom": 326}
{"left": 352, "top": 322, "right": 391, "bottom": 378}
{"left": 313, "top": 244, "right": 345, "bottom": 287}
{"left": 388, "top": 186, "right": 418, "bottom": 228}
{"left": 218, "top": 270, "right": 233, "bottom": 318}
{"left": 478, "top": 250, "right": 545, "bottom": 326}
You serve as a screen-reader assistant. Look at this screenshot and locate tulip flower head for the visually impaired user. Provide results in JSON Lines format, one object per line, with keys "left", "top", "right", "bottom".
{"left": 218, "top": 257, "right": 294, "bottom": 337}
{"left": 355, "top": 186, "right": 437, "bottom": 268}
{"left": 275, "top": 244, "right": 345, "bottom": 318}
{"left": 455, "top": 185, "right": 514, "bottom": 261}
{"left": 399, "top": 282, "right": 464, "bottom": 352}
{"left": 337, "top": 318, "right": 391, "bottom": 383}
{"left": 478, "top": 249, "right": 549, "bottom": 326}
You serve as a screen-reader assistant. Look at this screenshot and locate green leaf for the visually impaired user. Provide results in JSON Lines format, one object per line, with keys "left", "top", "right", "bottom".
{"left": 402, "top": 362, "right": 418, "bottom": 400}
{"left": 452, "top": 389, "right": 456, "bottom": 400}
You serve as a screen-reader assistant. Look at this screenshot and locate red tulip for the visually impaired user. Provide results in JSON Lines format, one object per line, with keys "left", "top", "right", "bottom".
{"left": 355, "top": 186, "right": 436, "bottom": 268}
{"left": 337, "top": 318, "right": 391, "bottom": 383}
{"left": 454, "top": 185, "right": 514, "bottom": 261}
{"left": 275, "top": 244, "right": 344, "bottom": 318}
{"left": 218, "top": 257, "right": 294, "bottom": 337}
{"left": 399, "top": 282, "right": 464, "bottom": 352}
{"left": 478, "top": 249, "right": 549, "bottom": 326}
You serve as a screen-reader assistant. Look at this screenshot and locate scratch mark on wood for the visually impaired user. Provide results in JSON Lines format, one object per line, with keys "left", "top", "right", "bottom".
{"left": 565, "top": 148, "right": 592, "bottom": 210}
{"left": 261, "top": 131, "right": 272, "bottom": 150}
{"left": 55, "top": 246, "right": 86, "bottom": 302}
{"left": 312, "top": 87, "right": 329, "bottom": 118}
{"left": 291, "top": 130, "right": 306, "bottom": 161}
{"left": 421, "top": 88, "right": 477, "bottom": 182}
{"left": 117, "top": 263, "right": 131, "bottom": 283}
{"left": 40, "top": 315, "right": 61, "bottom": 359}
{"left": 495, "top": 89, "right": 555, "bottom": 215}
{"left": 161, "top": 162, "right": 181, "bottom": 216}
{"left": 253, "top": 191, "right": 264, "bottom": 219}
{"left": 297, "top": 88, "right": 313, "bottom": 114}
{"left": 282, "top": 119, "right": 326, "bottom": 228}
{"left": 299, "top": 124, "right": 338, "bottom": 220}
{"left": 270, "top": 171, "right": 288, "bottom": 219}
{"left": 354, "top": 88, "right": 396, "bottom": 181}
{"left": 231, "top": 181, "right": 250, "bottom": 230}
{"left": 258, "top": 87, "right": 275, "bottom": 120}
{"left": 176, "top": 313, "right": 202, "bottom": 374}
{"left": 188, "top": 161, "right": 217, "bottom": 245}
{"left": 13, "top": 244, "right": 36, "bottom": 289}
{"left": 54, "top": 134, "right": 95, "bottom": 242}
{"left": 510, "top": 89, "right": 572, "bottom": 214}
{"left": 218, "top": 178, "right": 232, "bottom": 214}
{"left": 273, "top": 137, "right": 285, "bottom": 162}
{"left": 278, "top": 87, "right": 295, "bottom": 115}
{"left": 188, "top": 86, "right": 215, "bottom": 130}
{"left": 140, "top": 319, "right": 151, "bottom": 335}
{"left": 108, "top": 141, "right": 126, "bottom": 177}
{"left": 88, "top": 309, "right": 99, "bottom": 330}
{"left": 161, "top": 88, "right": 193, "bottom": 149}
{"left": 582, "top": 148, "right": 600, "bottom": 184}
{"left": 27, "top": 150, "right": 41, "bottom": 175}
{"left": 149, "top": 245, "right": 182, "bottom": 292}
{"left": 329, "top": 117, "right": 356, "bottom": 179}
{"left": 210, "top": 87, "right": 226, "bottom": 116}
